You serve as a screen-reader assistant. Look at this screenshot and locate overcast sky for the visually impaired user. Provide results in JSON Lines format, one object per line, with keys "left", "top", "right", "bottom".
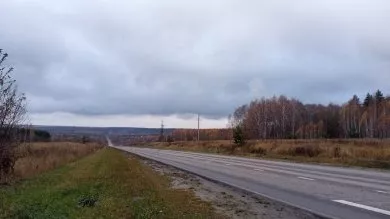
{"left": 1, "top": 0, "right": 390, "bottom": 128}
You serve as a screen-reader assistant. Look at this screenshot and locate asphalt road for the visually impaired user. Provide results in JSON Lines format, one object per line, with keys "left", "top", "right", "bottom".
{"left": 112, "top": 145, "right": 390, "bottom": 219}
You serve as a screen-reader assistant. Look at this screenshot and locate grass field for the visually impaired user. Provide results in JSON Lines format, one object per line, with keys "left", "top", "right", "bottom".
{"left": 13, "top": 142, "right": 102, "bottom": 179}
{"left": 142, "top": 139, "right": 390, "bottom": 169}
{"left": 0, "top": 148, "right": 220, "bottom": 218}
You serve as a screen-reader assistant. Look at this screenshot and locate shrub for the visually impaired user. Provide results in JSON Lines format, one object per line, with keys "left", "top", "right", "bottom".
{"left": 249, "top": 146, "right": 267, "bottom": 155}
{"left": 81, "top": 136, "right": 90, "bottom": 144}
{"left": 288, "top": 145, "right": 322, "bottom": 157}
{"left": 333, "top": 146, "right": 341, "bottom": 158}
{"left": 167, "top": 136, "right": 174, "bottom": 143}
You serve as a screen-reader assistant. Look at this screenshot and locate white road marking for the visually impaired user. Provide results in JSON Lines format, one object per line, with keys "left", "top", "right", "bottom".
{"left": 297, "top": 177, "right": 315, "bottom": 181}
{"left": 225, "top": 163, "right": 231, "bottom": 166}
{"left": 376, "top": 190, "right": 389, "bottom": 194}
{"left": 333, "top": 200, "right": 390, "bottom": 216}
{"left": 253, "top": 168, "right": 264, "bottom": 171}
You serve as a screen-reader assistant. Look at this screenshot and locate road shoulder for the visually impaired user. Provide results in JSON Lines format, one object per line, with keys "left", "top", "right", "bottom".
{"left": 140, "top": 156, "right": 322, "bottom": 219}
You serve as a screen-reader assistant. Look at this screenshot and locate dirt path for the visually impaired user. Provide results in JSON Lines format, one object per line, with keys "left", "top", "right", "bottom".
{"left": 140, "top": 158, "right": 321, "bottom": 219}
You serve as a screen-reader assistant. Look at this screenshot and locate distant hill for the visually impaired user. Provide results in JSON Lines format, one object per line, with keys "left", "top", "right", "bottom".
{"left": 33, "top": 125, "right": 175, "bottom": 136}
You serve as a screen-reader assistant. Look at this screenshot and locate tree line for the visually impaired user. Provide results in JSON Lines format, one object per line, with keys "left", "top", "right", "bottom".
{"left": 17, "top": 128, "right": 51, "bottom": 142}
{"left": 171, "top": 129, "right": 232, "bottom": 141}
{"left": 229, "top": 91, "right": 390, "bottom": 139}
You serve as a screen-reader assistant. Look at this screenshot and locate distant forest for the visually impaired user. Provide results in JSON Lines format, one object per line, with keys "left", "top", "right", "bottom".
{"left": 229, "top": 90, "right": 390, "bottom": 139}
{"left": 171, "top": 129, "right": 232, "bottom": 141}
{"left": 21, "top": 129, "right": 51, "bottom": 142}
{"left": 34, "top": 89, "right": 390, "bottom": 142}
{"left": 0, "top": 128, "right": 51, "bottom": 142}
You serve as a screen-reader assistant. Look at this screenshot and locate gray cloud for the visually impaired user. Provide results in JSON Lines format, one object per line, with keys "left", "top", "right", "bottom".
{"left": 1, "top": 0, "right": 390, "bottom": 120}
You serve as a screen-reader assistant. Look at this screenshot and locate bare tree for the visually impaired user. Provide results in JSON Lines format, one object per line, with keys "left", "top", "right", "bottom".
{"left": 0, "top": 49, "right": 27, "bottom": 182}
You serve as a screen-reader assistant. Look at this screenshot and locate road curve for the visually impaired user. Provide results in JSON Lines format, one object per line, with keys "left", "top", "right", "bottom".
{"left": 112, "top": 146, "right": 390, "bottom": 219}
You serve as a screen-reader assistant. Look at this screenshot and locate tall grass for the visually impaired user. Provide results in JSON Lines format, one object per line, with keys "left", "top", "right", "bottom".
{"left": 13, "top": 142, "right": 102, "bottom": 179}
{"left": 145, "top": 139, "right": 390, "bottom": 169}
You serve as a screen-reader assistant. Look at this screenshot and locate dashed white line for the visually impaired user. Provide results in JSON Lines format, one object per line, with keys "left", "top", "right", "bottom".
{"left": 297, "top": 177, "right": 315, "bottom": 181}
{"left": 333, "top": 200, "right": 390, "bottom": 216}
{"left": 253, "top": 168, "right": 264, "bottom": 171}
{"left": 225, "top": 163, "right": 231, "bottom": 166}
{"left": 376, "top": 190, "right": 389, "bottom": 194}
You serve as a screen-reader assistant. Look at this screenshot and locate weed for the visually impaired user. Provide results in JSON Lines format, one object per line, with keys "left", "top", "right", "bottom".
{"left": 78, "top": 196, "right": 98, "bottom": 208}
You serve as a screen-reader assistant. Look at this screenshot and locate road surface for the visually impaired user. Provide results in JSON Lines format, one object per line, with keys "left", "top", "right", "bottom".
{"left": 112, "top": 146, "right": 390, "bottom": 219}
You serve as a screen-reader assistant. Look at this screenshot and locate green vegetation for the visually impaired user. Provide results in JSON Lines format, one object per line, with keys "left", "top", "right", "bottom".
{"left": 233, "top": 125, "right": 245, "bottom": 146}
{"left": 1, "top": 148, "right": 220, "bottom": 219}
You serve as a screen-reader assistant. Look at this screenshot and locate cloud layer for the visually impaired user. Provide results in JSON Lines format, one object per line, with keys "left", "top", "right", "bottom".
{"left": 1, "top": 0, "right": 390, "bottom": 123}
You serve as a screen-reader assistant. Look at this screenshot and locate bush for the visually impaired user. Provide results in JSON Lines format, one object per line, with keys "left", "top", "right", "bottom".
{"left": 81, "top": 136, "right": 90, "bottom": 144}
{"left": 288, "top": 145, "right": 322, "bottom": 157}
{"left": 333, "top": 146, "right": 341, "bottom": 158}
{"left": 248, "top": 146, "right": 267, "bottom": 155}
{"left": 167, "top": 136, "right": 174, "bottom": 143}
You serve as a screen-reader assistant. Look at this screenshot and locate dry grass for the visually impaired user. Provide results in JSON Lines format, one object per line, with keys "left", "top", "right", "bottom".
{"left": 1, "top": 148, "right": 221, "bottom": 218}
{"left": 13, "top": 142, "right": 102, "bottom": 179}
{"left": 142, "top": 139, "right": 390, "bottom": 169}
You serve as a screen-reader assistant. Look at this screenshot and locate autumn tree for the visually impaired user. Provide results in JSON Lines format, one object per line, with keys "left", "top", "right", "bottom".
{"left": 231, "top": 92, "right": 390, "bottom": 140}
{"left": 0, "top": 49, "right": 27, "bottom": 181}
{"left": 341, "top": 95, "right": 361, "bottom": 138}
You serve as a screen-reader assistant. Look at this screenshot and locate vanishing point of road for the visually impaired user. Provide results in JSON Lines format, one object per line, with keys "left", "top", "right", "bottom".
{"left": 112, "top": 145, "right": 390, "bottom": 219}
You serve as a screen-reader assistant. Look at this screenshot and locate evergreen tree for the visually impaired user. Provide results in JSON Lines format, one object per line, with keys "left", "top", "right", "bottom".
{"left": 363, "top": 93, "right": 373, "bottom": 107}
{"left": 350, "top": 95, "right": 360, "bottom": 105}
{"left": 233, "top": 125, "right": 245, "bottom": 146}
{"left": 375, "top": 90, "right": 384, "bottom": 104}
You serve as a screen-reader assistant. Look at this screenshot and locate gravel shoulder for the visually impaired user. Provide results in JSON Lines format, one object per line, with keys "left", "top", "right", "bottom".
{"left": 140, "top": 158, "right": 322, "bottom": 219}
